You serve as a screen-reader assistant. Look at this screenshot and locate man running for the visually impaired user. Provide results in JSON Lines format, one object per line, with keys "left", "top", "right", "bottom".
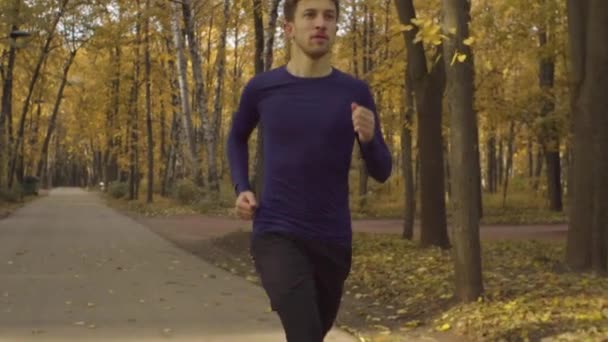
{"left": 226, "top": 0, "right": 392, "bottom": 340}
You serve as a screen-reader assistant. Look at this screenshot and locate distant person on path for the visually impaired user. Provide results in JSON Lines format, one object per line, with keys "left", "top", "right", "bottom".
{"left": 226, "top": 0, "right": 392, "bottom": 340}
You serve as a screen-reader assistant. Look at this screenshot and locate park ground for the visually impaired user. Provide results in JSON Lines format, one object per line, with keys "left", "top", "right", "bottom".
{"left": 2, "top": 189, "right": 608, "bottom": 341}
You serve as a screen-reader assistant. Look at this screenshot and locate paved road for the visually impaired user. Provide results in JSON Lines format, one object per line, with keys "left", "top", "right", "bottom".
{"left": 0, "top": 188, "right": 355, "bottom": 342}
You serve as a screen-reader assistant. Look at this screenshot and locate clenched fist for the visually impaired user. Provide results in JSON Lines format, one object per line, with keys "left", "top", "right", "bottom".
{"left": 235, "top": 190, "right": 257, "bottom": 220}
{"left": 351, "top": 102, "right": 375, "bottom": 143}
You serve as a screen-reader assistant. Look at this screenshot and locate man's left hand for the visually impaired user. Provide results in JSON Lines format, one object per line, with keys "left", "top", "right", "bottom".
{"left": 351, "top": 102, "right": 375, "bottom": 143}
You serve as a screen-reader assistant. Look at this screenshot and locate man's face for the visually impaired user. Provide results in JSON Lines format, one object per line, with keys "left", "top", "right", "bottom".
{"left": 285, "top": 0, "right": 338, "bottom": 60}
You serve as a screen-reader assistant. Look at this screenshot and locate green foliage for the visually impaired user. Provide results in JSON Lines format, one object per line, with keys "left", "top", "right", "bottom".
{"left": 108, "top": 182, "right": 128, "bottom": 199}
{"left": 0, "top": 187, "right": 22, "bottom": 203}
{"left": 172, "top": 178, "right": 202, "bottom": 205}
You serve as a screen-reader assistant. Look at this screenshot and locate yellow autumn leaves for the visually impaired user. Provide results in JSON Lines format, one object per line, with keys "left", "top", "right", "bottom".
{"left": 396, "top": 17, "right": 476, "bottom": 66}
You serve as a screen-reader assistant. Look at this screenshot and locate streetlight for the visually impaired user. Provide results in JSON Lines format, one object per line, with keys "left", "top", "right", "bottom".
{"left": 0, "top": 30, "right": 32, "bottom": 40}
{"left": 1, "top": 29, "right": 32, "bottom": 188}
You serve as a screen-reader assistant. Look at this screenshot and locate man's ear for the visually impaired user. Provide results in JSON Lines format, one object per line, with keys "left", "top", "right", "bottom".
{"left": 283, "top": 20, "right": 294, "bottom": 39}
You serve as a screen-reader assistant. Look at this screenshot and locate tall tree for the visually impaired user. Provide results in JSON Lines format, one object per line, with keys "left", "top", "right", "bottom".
{"left": 252, "top": 0, "right": 280, "bottom": 198}
{"left": 251, "top": 0, "right": 264, "bottom": 197}
{"left": 566, "top": 0, "right": 608, "bottom": 272}
{"left": 128, "top": 0, "right": 142, "bottom": 200}
{"left": 538, "top": 23, "right": 563, "bottom": 211}
{"left": 170, "top": 1, "right": 202, "bottom": 186}
{"left": 144, "top": 0, "right": 154, "bottom": 203}
{"left": 209, "top": 0, "right": 231, "bottom": 194}
{"left": 441, "top": 0, "right": 483, "bottom": 301}
{"left": 393, "top": 0, "right": 450, "bottom": 249}
{"left": 181, "top": 0, "right": 207, "bottom": 186}
{"left": 8, "top": 0, "right": 69, "bottom": 188}
{"left": 36, "top": 49, "right": 79, "bottom": 180}
{"left": 401, "top": 69, "right": 415, "bottom": 239}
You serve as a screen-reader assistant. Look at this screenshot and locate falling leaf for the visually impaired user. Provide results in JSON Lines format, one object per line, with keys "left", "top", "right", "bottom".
{"left": 463, "top": 36, "right": 475, "bottom": 46}
{"left": 437, "top": 323, "right": 451, "bottom": 332}
{"left": 400, "top": 24, "right": 414, "bottom": 32}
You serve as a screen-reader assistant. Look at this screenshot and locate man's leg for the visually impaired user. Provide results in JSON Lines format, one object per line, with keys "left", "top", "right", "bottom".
{"left": 306, "top": 241, "right": 352, "bottom": 337}
{"left": 250, "top": 232, "right": 324, "bottom": 342}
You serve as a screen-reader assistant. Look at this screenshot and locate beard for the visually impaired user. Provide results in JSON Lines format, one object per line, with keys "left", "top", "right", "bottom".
{"left": 293, "top": 37, "right": 332, "bottom": 60}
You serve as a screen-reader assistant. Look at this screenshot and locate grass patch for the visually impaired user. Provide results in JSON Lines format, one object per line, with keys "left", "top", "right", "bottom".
{"left": 102, "top": 190, "right": 235, "bottom": 217}
{"left": 0, "top": 193, "right": 45, "bottom": 218}
{"left": 349, "top": 188, "right": 567, "bottom": 225}
{"left": 346, "top": 234, "right": 607, "bottom": 341}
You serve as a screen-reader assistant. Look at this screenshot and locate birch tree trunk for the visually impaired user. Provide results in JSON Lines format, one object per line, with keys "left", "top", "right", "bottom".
{"left": 171, "top": 1, "right": 202, "bottom": 186}
{"left": 209, "top": 0, "right": 231, "bottom": 193}
{"left": 182, "top": 0, "right": 209, "bottom": 188}
{"left": 144, "top": 0, "right": 154, "bottom": 203}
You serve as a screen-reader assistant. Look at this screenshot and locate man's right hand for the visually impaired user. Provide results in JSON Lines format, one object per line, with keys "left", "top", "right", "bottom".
{"left": 235, "top": 191, "right": 257, "bottom": 220}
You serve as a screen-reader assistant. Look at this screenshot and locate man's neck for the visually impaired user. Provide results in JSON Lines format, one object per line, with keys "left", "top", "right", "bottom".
{"left": 286, "top": 50, "right": 332, "bottom": 78}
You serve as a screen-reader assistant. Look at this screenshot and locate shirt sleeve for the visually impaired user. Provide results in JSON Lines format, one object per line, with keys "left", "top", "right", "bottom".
{"left": 356, "top": 83, "right": 392, "bottom": 183}
{"left": 226, "top": 79, "right": 260, "bottom": 195}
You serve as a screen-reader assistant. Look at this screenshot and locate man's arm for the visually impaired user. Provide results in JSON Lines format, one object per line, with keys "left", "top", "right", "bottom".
{"left": 356, "top": 84, "right": 392, "bottom": 183}
{"left": 227, "top": 80, "right": 260, "bottom": 194}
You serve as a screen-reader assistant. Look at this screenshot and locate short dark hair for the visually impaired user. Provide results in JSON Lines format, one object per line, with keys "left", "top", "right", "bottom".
{"left": 283, "top": 0, "right": 340, "bottom": 22}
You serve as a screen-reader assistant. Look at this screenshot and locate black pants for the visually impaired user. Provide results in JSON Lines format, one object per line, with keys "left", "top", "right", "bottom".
{"left": 250, "top": 231, "right": 352, "bottom": 342}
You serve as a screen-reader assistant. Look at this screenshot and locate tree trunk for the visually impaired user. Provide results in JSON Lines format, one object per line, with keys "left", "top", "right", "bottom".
{"left": 441, "top": 0, "right": 483, "bottom": 301}
{"left": 528, "top": 136, "right": 534, "bottom": 178}
{"left": 566, "top": 0, "right": 608, "bottom": 272}
{"left": 128, "top": 2, "right": 142, "bottom": 200}
{"left": 533, "top": 146, "right": 543, "bottom": 190}
{"left": 251, "top": 0, "right": 280, "bottom": 198}
{"left": 358, "top": 6, "right": 372, "bottom": 206}
{"left": 394, "top": 0, "right": 449, "bottom": 249}
{"left": 538, "top": 29, "right": 563, "bottom": 211}
{"left": 497, "top": 137, "right": 503, "bottom": 186}
{"left": 144, "top": 0, "right": 154, "bottom": 203}
{"left": 104, "top": 44, "right": 121, "bottom": 190}
{"left": 182, "top": 0, "right": 208, "bottom": 188}
{"left": 264, "top": 0, "right": 281, "bottom": 71}
{"left": 487, "top": 132, "right": 496, "bottom": 193}
{"left": 208, "top": 0, "right": 231, "bottom": 194}
{"left": 171, "top": 2, "right": 202, "bottom": 186}
{"left": 0, "top": 24, "right": 18, "bottom": 188}
{"left": 252, "top": 0, "right": 265, "bottom": 197}
{"left": 8, "top": 0, "right": 68, "bottom": 188}
{"left": 402, "top": 71, "right": 415, "bottom": 240}
{"left": 36, "top": 50, "right": 77, "bottom": 178}
{"left": 502, "top": 122, "right": 516, "bottom": 207}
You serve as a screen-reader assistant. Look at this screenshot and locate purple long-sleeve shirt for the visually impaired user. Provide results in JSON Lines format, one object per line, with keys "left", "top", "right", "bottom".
{"left": 227, "top": 65, "right": 392, "bottom": 245}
